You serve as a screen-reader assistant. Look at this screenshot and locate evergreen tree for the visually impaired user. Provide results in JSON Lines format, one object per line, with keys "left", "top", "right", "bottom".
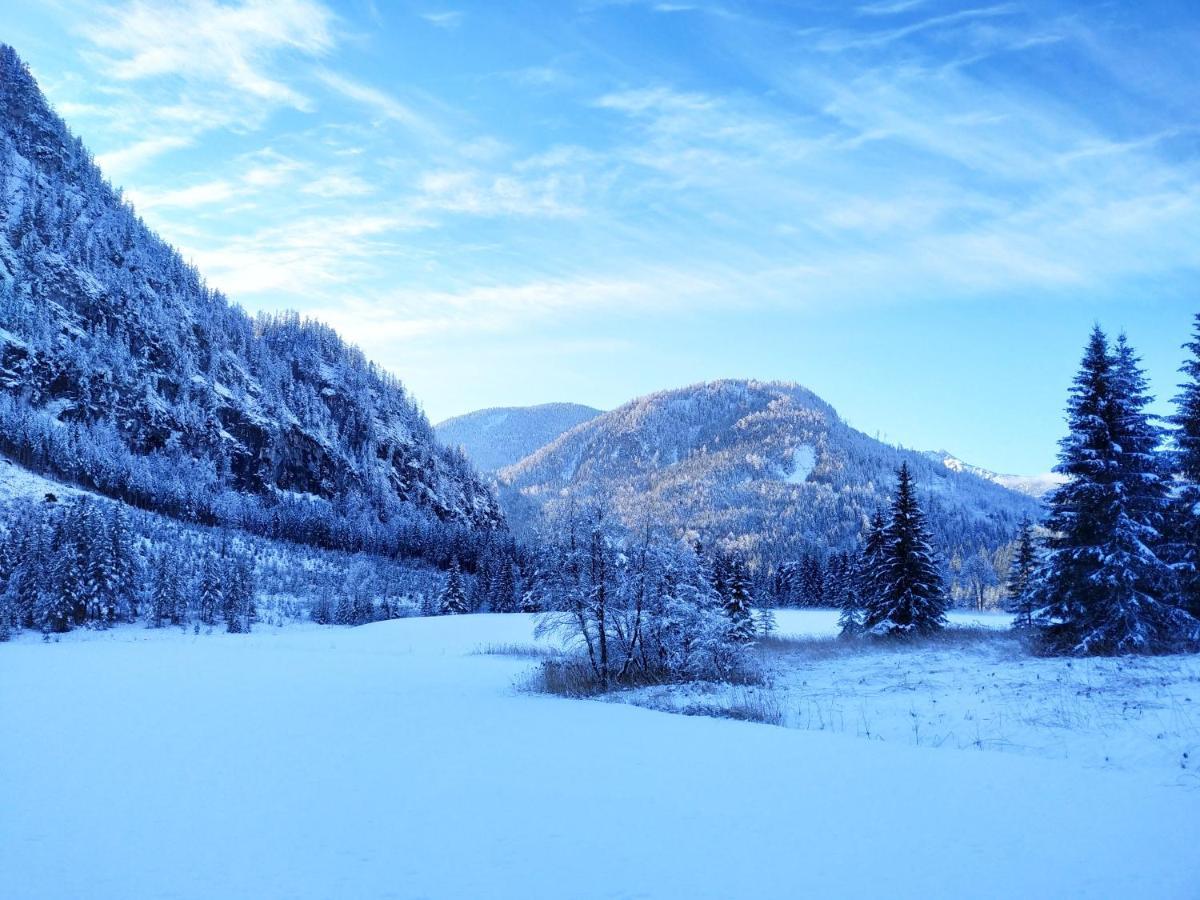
{"left": 723, "top": 554, "right": 756, "bottom": 643}
{"left": 1035, "top": 328, "right": 1196, "bottom": 654}
{"left": 863, "top": 465, "right": 947, "bottom": 637}
{"left": 149, "top": 550, "right": 177, "bottom": 628}
{"left": 492, "top": 560, "right": 518, "bottom": 613}
{"left": 846, "top": 509, "right": 887, "bottom": 637}
{"left": 198, "top": 553, "right": 223, "bottom": 627}
{"left": 108, "top": 505, "right": 137, "bottom": 620}
{"left": 1005, "top": 517, "right": 1039, "bottom": 630}
{"left": 438, "top": 558, "right": 469, "bottom": 615}
{"left": 1167, "top": 312, "right": 1200, "bottom": 619}
{"left": 755, "top": 604, "right": 777, "bottom": 637}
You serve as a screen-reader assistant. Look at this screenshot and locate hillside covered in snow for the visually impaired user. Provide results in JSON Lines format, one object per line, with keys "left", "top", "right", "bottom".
{"left": 0, "top": 46, "right": 501, "bottom": 558}
{"left": 436, "top": 402, "right": 601, "bottom": 473}
{"left": 499, "top": 380, "right": 1041, "bottom": 576}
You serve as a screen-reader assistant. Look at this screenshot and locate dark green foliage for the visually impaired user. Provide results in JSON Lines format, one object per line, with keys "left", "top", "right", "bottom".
{"left": 862, "top": 466, "right": 948, "bottom": 637}
{"left": 1005, "top": 517, "right": 1039, "bottom": 630}
{"left": 439, "top": 559, "right": 469, "bottom": 615}
{"left": 1035, "top": 328, "right": 1197, "bottom": 655}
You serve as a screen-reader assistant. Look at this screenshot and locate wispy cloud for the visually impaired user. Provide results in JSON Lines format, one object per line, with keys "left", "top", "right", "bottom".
{"left": 96, "top": 135, "right": 193, "bottom": 179}
{"left": 84, "top": 0, "right": 336, "bottom": 108}
{"left": 420, "top": 10, "right": 463, "bottom": 29}
{"left": 316, "top": 70, "right": 446, "bottom": 142}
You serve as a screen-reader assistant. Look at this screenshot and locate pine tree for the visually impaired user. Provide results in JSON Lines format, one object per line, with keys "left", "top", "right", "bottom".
{"left": 108, "top": 505, "right": 137, "bottom": 620}
{"left": 1005, "top": 517, "right": 1039, "bottom": 630}
{"left": 723, "top": 554, "right": 756, "bottom": 643}
{"left": 439, "top": 558, "right": 469, "bottom": 615}
{"left": 755, "top": 604, "right": 777, "bottom": 637}
{"left": 1167, "top": 312, "right": 1200, "bottom": 619}
{"left": 149, "top": 551, "right": 176, "bottom": 628}
{"left": 492, "top": 560, "right": 518, "bottom": 613}
{"left": 863, "top": 465, "right": 947, "bottom": 637}
{"left": 198, "top": 554, "right": 223, "bottom": 627}
{"left": 1034, "top": 328, "right": 1196, "bottom": 654}
{"left": 845, "top": 509, "right": 886, "bottom": 637}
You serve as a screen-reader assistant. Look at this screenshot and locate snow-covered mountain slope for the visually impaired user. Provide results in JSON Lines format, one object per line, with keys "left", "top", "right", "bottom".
{"left": 436, "top": 403, "right": 602, "bottom": 473}
{"left": 0, "top": 46, "right": 500, "bottom": 554}
{"left": 928, "top": 451, "right": 1065, "bottom": 499}
{"left": 499, "top": 379, "right": 1041, "bottom": 568}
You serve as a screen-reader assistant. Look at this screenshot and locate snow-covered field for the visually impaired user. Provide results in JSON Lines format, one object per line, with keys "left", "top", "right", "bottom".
{"left": 628, "top": 610, "right": 1200, "bottom": 781}
{"left": 3, "top": 614, "right": 1199, "bottom": 899}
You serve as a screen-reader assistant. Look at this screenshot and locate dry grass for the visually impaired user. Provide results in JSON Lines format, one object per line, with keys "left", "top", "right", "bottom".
{"left": 471, "top": 642, "right": 561, "bottom": 659}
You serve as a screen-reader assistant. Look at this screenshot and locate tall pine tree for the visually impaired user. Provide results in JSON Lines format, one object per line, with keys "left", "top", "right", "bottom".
{"left": 723, "top": 554, "right": 757, "bottom": 643}
{"left": 1005, "top": 516, "right": 1039, "bottom": 630}
{"left": 439, "top": 558, "right": 469, "bottom": 615}
{"left": 1168, "top": 312, "right": 1200, "bottom": 619}
{"left": 862, "top": 465, "right": 947, "bottom": 637}
{"left": 1035, "top": 327, "right": 1196, "bottom": 654}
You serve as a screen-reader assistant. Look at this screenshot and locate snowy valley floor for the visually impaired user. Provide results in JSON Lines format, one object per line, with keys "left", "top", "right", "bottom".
{"left": 3, "top": 614, "right": 1199, "bottom": 899}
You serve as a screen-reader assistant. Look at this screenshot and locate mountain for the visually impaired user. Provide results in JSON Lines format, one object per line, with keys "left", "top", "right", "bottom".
{"left": 0, "top": 46, "right": 500, "bottom": 559}
{"left": 499, "top": 379, "right": 1040, "bottom": 573}
{"left": 926, "top": 452, "right": 1064, "bottom": 500}
{"left": 436, "top": 403, "right": 602, "bottom": 473}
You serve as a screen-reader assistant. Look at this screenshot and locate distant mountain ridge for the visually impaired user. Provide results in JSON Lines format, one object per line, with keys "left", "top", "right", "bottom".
{"left": 498, "top": 379, "right": 1040, "bottom": 573}
{"left": 0, "top": 45, "right": 500, "bottom": 557}
{"left": 926, "top": 451, "right": 1064, "bottom": 499}
{"left": 436, "top": 403, "right": 602, "bottom": 473}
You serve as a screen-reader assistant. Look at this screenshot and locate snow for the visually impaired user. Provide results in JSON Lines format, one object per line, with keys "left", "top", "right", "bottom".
{"left": 773, "top": 607, "right": 1013, "bottom": 638}
{"left": 0, "top": 456, "right": 80, "bottom": 503}
{"left": 3, "top": 614, "right": 1197, "bottom": 899}
{"left": 628, "top": 613, "right": 1200, "bottom": 780}
{"left": 785, "top": 444, "right": 816, "bottom": 484}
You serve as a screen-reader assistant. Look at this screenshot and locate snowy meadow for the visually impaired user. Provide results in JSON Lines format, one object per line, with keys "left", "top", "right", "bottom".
{"left": 3, "top": 612, "right": 1199, "bottom": 900}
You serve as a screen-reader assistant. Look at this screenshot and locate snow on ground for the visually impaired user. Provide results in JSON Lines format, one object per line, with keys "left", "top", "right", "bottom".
{"left": 0, "top": 457, "right": 81, "bottom": 503}
{"left": 625, "top": 613, "right": 1200, "bottom": 782}
{"left": 784, "top": 444, "right": 816, "bottom": 484}
{"left": 773, "top": 608, "right": 1014, "bottom": 639}
{"left": 3, "top": 614, "right": 1199, "bottom": 899}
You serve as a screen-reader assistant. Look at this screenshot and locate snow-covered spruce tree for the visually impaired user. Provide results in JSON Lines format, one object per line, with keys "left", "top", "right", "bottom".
{"left": 723, "top": 554, "right": 757, "bottom": 643}
{"left": 1035, "top": 328, "right": 1196, "bottom": 655}
{"left": 223, "top": 554, "right": 256, "bottom": 634}
{"left": 1005, "top": 517, "right": 1039, "bottom": 630}
{"left": 491, "top": 560, "right": 519, "bottom": 614}
{"left": 842, "top": 510, "right": 885, "bottom": 638}
{"left": 438, "top": 558, "right": 469, "bottom": 615}
{"left": 862, "top": 465, "right": 948, "bottom": 637}
{"left": 149, "top": 550, "right": 176, "bottom": 628}
{"left": 108, "top": 505, "right": 138, "bottom": 621}
{"left": 1167, "top": 312, "right": 1200, "bottom": 619}
{"left": 198, "top": 554, "right": 223, "bottom": 627}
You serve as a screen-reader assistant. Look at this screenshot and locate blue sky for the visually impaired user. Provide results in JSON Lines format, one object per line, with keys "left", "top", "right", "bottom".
{"left": 6, "top": 0, "right": 1199, "bottom": 474}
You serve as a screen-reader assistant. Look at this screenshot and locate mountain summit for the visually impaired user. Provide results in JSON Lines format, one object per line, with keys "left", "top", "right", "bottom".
{"left": 499, "top": 379, "right": 1038, "bottom": 571}
{"left": 436, "top": 403, "right": 602, "bottom": 473}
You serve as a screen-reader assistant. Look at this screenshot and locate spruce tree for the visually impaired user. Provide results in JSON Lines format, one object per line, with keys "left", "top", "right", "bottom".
{"left": 723, "top": 554, "right": 756, "bottom": 643}
{"left": 1005, "top": 516, "right": 1039, "bottom": 630}
{"left": 439, "top": 558, "right": 469, "bottom": 615}
{"left": 198, "top": 554, "right": 223, "bottom": 627}
{"left": 492, "top": 561, "right": 518, "bottom": 613}
{"left": 1168, "top": 312, "right": 1200, "bottom": 619}
{"left": 845, "top": 509, "right": 886, "bottom": 637}
{"left": 1035, "top": 328, "right": 1196, "bottom": 654}
{"left": 863, "top": 465, "right": 947, "bottom": 637}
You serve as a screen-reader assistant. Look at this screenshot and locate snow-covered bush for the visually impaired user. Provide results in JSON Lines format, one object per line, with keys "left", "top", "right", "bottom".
{"left": 531, "top": 504, "right": 758, "bottom": 693}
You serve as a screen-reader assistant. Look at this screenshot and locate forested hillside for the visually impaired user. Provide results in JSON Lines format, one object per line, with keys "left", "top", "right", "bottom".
{"left": 0, "top": 46, "right": 501, "bottom": 562}
{"left": 500, "top": 380, "right": 1041, "bottom": 598}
